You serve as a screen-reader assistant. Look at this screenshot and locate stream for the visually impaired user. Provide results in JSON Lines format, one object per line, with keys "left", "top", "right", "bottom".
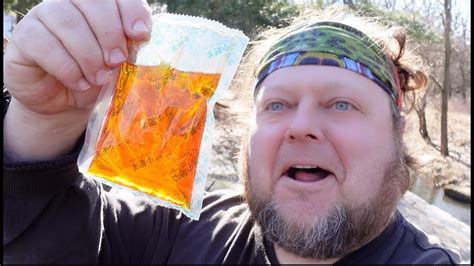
{"left": 409, "top": 174, "right": 471, "bottom": 226}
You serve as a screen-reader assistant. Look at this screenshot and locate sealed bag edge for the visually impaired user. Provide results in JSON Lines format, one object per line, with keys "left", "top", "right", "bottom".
{"left": 77, "top": 68, "right": 121, "bottom": 174}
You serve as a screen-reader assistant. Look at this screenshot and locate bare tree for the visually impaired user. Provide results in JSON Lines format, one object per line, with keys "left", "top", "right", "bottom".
{"left": 383, "top": 0, "right": 397, "bottom": 10}
{"left": 414, "top": 83, "right": 432, "bottom": 144}
{"left": 448, "top": 8, "right": 463, "bottom": 98}
{"left": 458, "top": 17, "right": 470, "bottom": 102}
{"left": 343, "top": 0, "right": 358, "bottom": 9}
{"left": 440, "top": 0, "right": 451, "bottom": 157}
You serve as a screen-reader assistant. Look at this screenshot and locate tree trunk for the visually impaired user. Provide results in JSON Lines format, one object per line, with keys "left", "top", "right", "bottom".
{"left": 415, "top": 96, "right": 431, "bottom": 144}
{"left": 459, "top": 63, "right": 466, "bottom": 101}
{"left": 441, "top": 0, "right": 451, "bottom": 157}
{"left": 459, "top": 19, "right": 468, "bottom": 103}
{"left": 343, "top": 0, "right": 357, "bottom": 9}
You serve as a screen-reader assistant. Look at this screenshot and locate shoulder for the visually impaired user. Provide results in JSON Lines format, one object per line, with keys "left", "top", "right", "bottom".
{"left": 176, "top": 188, "right": 251, "bottom": 237}
{"left": 202, "top": 188, "right": 245, "bottom": 207}
{"left": 200, "top": 188, "right": 248, "bottom": 221}
{"left": 396, "top": 214, "right": 462, "bottom": 264}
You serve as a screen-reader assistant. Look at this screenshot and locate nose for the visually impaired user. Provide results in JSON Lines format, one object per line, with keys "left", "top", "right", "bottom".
{"left": 285, "top": 105, "right": 325, "bottom": 143}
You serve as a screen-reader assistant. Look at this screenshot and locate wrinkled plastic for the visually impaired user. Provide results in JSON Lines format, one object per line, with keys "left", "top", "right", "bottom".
{"left": 78, "top": 13, "right": 248, "bottom": 220}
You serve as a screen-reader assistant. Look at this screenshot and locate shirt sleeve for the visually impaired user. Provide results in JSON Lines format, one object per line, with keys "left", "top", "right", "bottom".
{"left": 3, "top": 139, "right": 104, "bottom": 263}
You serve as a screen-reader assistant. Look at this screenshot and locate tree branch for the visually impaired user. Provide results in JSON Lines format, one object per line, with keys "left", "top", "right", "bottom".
{"left": 430, "top": 75, "right": 443, "bottom": 91}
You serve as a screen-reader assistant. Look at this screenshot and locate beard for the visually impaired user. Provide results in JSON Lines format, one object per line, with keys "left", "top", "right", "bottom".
{"left": 241, "top": 129, "right": 410, "bottom": 260}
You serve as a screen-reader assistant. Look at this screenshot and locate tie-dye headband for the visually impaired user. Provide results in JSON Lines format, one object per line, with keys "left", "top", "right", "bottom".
{"left": 255, "top": 21, "right": 402, "bottom": 108}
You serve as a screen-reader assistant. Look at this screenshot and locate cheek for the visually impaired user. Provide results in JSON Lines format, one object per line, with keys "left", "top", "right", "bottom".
{"left": 248, "top": 121, "right": 287, "bottom": 193}
{"left": 333, "top": 123, "right": 391, "bottom": 157}
{"left": 327, "top": 119, "right": 394, "bottom": 201}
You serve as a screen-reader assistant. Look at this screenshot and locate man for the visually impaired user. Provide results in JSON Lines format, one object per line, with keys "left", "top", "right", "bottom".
{"left": 4, "top": 1, "right": 460, "bottom": 264}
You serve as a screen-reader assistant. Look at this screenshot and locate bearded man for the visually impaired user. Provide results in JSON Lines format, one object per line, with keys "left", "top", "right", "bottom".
{"left": 4, "top": 1, "right": 460, "bottom": 264}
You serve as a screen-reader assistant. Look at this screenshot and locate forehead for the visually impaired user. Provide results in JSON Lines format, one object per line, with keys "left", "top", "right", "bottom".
{"left": 257, "top": 65, "right": 390, "bottom": 101}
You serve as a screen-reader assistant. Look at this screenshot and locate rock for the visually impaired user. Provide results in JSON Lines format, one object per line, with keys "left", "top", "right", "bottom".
{"left": 444, "top": 184, "right": 471, "bottom": 203}
{"left": 398, "top": 191, "right": 470, "bottom": 263}
{"left": 206, "top": 178, "right": 243, "bottom": 191}
{"left": 434, "top": 175, "right": 456, "bottom": 187}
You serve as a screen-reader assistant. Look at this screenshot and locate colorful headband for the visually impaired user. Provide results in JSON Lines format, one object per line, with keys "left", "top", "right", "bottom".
{"left": 255, "top": 21, "right": 402, "bottom": 108}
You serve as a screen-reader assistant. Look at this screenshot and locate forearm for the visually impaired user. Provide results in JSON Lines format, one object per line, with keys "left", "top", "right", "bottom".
{"left": 4, "top": 97, "right": 91, "bottom": 162}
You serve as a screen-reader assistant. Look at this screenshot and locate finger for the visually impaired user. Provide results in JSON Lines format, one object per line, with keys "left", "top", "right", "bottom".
{"left": 11, "top": 16, "right": 92, "bottom": 93}
{"left": 35, "top": 1, "right": 112, "bottom": 86}
{"left": 117, "top": 0, "right": 153, "bottom": 40}
{"left": 71, "top": 0, "right": 129, "bottom": 67}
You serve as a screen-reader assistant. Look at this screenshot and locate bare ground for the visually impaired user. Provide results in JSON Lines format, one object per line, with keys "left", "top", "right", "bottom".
{"left": 404, "top": 95, "right": 471, "bottom": 200}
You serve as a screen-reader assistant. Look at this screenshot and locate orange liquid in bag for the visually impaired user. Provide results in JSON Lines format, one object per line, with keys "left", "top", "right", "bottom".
{"left": 88, "top": 62, "right": 221, "bottom": 209}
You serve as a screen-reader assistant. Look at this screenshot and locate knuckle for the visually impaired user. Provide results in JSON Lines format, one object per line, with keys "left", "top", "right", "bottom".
{"left": 13, "top": 20, "right": 58, "bottom": 57}
{"left": 120, "top": 0, "right": 152, "bottom": 21}
{"left": 56, "top": 60, "right": 81, "bottom": 82}
{"left": 98, "top": 25, "right": 125, "bottom": 40}
{"left": 80, "top": 50, "right": 104, "bottom": 69}
{"left": 40, "top": 2, "right": 84, "bottom": 29}
{"left": 13, "top": 18, "right": 37, "bottom": 44}
{"left": 59, "top": 14, "right": 83, "bottom": 29}
{"left": 36, "top": 33, "right": 62, "bottom": 52}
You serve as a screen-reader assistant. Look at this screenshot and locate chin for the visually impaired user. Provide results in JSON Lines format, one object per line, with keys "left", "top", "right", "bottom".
{"left": 282, "top": 207, "right": 338, "bottom": 232}
{"left": 274, "top": 195, "right": 335, "bottom": 222}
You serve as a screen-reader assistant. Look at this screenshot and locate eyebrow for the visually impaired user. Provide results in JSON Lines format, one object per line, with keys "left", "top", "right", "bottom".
{"left": 258, "top": 84, "right": 292, "bottom": 93}
{"left": 258, "top": 81, "right": 364, "bottom": 96}
{"left": 256, "top": 85, "right": 294, "bottom": 100}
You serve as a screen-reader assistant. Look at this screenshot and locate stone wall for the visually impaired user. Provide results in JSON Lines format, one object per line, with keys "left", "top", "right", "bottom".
{"left": 398, "top": 191, "right": 471, "bottom": 263}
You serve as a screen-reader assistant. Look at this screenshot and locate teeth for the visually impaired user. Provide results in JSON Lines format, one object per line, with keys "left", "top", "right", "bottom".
{"left": 292, "top": 165, "right": 318, "bottom": 169}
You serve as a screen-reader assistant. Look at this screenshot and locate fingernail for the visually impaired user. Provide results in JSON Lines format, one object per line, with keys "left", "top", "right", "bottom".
{"left": 96, "top": 69, "right": 111, "bottom": 85}
{"left": 132, "top": 20, "right": 149, "bottom": 33}
{"left": 109, "top": 49, "right": 126, "bottom": 65}
{"left": 78, "top": 79, "right": 91, "bottom": 91}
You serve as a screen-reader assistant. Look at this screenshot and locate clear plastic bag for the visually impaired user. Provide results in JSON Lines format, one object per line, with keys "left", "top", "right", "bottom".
{"left": 78, "top": 13, "right": 248, "bottom": 220}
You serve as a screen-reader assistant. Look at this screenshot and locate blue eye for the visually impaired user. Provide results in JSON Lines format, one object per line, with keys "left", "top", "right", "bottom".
{"left": 268, "top": 102, "right": 285, "bottom": 111}
{"left": 334, "top": 101, "right": 350, "bottom": 111}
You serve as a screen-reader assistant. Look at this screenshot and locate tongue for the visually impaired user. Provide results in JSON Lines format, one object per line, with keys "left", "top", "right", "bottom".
{"left": 293, "top": 169, "right": 327, "bottom": 182}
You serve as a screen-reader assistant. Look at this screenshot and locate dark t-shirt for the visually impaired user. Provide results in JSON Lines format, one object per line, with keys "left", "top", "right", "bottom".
{"left": 3, "top": 149, "right": 461, "bottom": 264}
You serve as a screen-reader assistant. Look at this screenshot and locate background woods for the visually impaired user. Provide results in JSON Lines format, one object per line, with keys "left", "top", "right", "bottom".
{"left": 4, "top": 0, "right": 471, "bottom": 112}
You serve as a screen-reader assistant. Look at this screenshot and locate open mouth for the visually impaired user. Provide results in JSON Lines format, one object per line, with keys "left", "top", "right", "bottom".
{"left": 285, "top": 165, "right": 332, "bottom": 182}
